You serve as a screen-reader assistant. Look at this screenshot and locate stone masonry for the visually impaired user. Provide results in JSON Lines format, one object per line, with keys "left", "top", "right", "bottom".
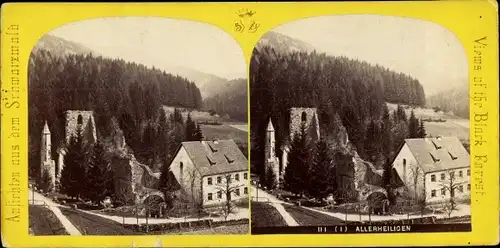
{"left": 64, "top": 110, "right": 96, "bottom": 144}
{"left": 265, "top": 119, "right": 280, "bottom": 186}
{"left": 40, "top": 121, "right": 56, "bottom": 189}
{"left": 288, "top": 108, "right": 320, "bottom": 143}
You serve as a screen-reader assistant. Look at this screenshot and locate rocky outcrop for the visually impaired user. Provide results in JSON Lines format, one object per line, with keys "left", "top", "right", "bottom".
{"left": 111, "top": 152, "right": 161, "bottom": 205}
{"left": 352, "top": 152, "right": 386, "bottom": 201}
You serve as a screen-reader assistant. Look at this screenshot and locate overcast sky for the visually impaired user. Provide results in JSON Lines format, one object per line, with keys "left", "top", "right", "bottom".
{"left": 272, "top": 15, "right": 468, "bottom": 95}
{"left": 49, "top": 17, "right": 247, "bottom": 79}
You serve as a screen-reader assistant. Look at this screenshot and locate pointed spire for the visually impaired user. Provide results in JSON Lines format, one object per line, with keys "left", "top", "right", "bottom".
{"left": 42, "top": 121, "right": 50, "bottom": 134}
{"left": 267, "top": 118, "right": 274, "bottom": 131}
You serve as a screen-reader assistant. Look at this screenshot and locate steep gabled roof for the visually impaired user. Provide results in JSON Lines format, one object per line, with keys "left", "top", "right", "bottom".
{"left": 404, "top": 137, "right": 469, "bottom": 173}
{"left": 267, "top": 119, "right": 275, "bottom": 131}
{"left": 42, "top": 121, "right": 50, "bottom": 134}
{"left": 180, "top": 139, "right": 248, "bottom": 176}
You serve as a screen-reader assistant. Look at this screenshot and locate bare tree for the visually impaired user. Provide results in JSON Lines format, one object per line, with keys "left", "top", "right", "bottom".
{"left": 215, "top": 173, "right": 245, "bottom": 221}
{"left": 439, "top": 169, "right": 467, "bottom": 216}
{"left": 186, "top": 167, "right": 203, "bottom": 214}
{"left": 404, "top": 166, "right": 426, "bottom": 217}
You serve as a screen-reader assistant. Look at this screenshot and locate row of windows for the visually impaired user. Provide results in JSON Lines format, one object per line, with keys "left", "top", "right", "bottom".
{"left": 430, "top": 169, "right": 470, "bottom": 182}
{"left": 207, "top": 172, "right": 248, "bottom": 185}
{"left": 430, "top": 184, "right": 470, "bottom": 197}
{"left": 207, "top": 187, "right": 248, "bottom": 201}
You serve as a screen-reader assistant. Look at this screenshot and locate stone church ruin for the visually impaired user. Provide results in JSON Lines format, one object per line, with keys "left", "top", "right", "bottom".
{"left": 39, "top": 110, "right": 163, "bottom": 206}
{"left": 264, "top": 107, "right": 390, "bottom": 203}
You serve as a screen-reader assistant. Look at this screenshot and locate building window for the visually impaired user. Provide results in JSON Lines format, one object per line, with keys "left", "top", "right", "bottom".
{"left": 467, "top": 184, "right": 471, "bottom": 191}
{"left": 459, "top": 170, "right": 463, "bottom": 177}
{"left": 217, "top": 176, "right": 222, "bottom": 184}
{"left": 244, "top": 172, "right": 248, "bottom": 180}
{"left": 208, "top": 193, "right": 213, "bottom": 201}
{"left": 77, "top": 114, "right": 83, "bottom": 125}
{"left": 467, "top": 169, "right": 470, "bottom": 176}
{"left": 431, "top": 175, "right": 436, "bottom": 182}
{"left": 235, "top": 173, "right": 240, "bottom": 181}
{"left": 235, "top": 188, "right": 240, "bottom": 196}
{"left": 217, "top": 191, "right": 222, "bottom": 199}
{"left": 440, "top": 173, "right": 445, "bottom": 180}
{"left": 301, "top": 112, "right": 307, "bottom": 122}
{"left": 207, "top": 177, "right": 213, "bottom": 185}
{"left": 458, "top": 185, "right": 464, "bottom": 193}
{"left": 441, "top": 188, "right": 446, "bottom": 196}
{"left": 431, "top": 190, "right": 436, "bottom": 197}
{"left": 244, "top": 187, "right": 248, "bottom": 195}
{"left": 450, "top": 171, "right": 454, "bottom": 178}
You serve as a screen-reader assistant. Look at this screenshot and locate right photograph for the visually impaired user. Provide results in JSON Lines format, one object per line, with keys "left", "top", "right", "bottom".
{"left": 249, "top": 15, "right": 471, "bottom": 234}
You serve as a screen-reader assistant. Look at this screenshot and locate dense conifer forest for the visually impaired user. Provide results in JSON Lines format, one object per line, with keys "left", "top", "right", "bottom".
{"left": 250, "top": 45, "right": 427, "bottom": 178}
{"left": 29, "top": 49, "right": 203, "bottom": 175}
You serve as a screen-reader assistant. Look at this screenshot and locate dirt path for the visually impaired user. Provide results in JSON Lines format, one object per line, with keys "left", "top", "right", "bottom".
{"left": 28, "top": 189, "right": 82, "bottom": 235}
{"left": 300, "top": 204, "right": 471, "bottom": 222}
{"left": 251, "top": 186, "right": 298, "bottom": 226}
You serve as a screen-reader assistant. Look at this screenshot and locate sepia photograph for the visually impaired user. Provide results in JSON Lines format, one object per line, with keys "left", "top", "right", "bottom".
{"left": 28, "top": 17, "right": 249, "bottom": 235}
{"left": 249, "top": 15, "right": 471, "bottom": 234}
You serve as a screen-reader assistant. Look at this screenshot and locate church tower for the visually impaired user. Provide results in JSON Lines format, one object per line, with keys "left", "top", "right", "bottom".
{"left": 41, "top": 122, "right": 51, "bottom": 164}
{"left": 264, "top": 118, "right": 280, "bottom": 187}
{"left": 40, "top": 121, "right": 56, "bottom": 191}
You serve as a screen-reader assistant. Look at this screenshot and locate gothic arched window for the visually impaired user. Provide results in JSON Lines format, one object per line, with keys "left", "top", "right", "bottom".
{"left": 77, "top": 114, "right": 83, "bottom": 125}
{"left": 301, "top": 111, "right": 307, "bottom": 122}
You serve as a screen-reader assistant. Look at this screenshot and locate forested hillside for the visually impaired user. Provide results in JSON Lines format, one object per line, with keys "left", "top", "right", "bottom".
{"left": 426, "top": 86, "right": 469, "bottom": 119}
{"left": 250, "top": 45, "right": 426, "bottom": 171}
{"left": 29, "top": 49, "right": 203, "bottom": 163}
{"left": 203, "top": 78, "right": 248, "bottom": 122}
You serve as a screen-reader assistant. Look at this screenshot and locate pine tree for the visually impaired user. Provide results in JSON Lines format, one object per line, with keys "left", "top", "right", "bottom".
{"left": 265, "top": 165, "right": 277, "bottom": 190}
{"left": 396, "top": 105, "right": 407, "bottom": 122}
{"left": 194, "top": 123, "right": 204, "bottom": 141}
{"left": 308, "top": 139, "right": 331, "bottom": 200}
{"left": 156, "top": 109, "right": 170, "bottom": 164}
{"left": 84, "top": 140, "right": 110, "bottom": 205}
{"left": 381, "top": 104, "right": 393, "bottom": 158}
{"left": 365, "top": 119, "right": 380, "bottom": 162}
{"left": 185, "top": 113, "right": 197, "bottom": 141}
{"left": 141, "top": 122, "right": 158, "bottom": 165}
{"left": 60, "top": 127, "right": 87, "bottom": 199}
{"left": 417, "top": 119, "right": 426, "bottom": 138}
{"left": 283, "top": 123, "right": 312, "bottom": 197}
{"left": 382, "top": 157, "right": 396, "bottom": 204}
{"left": 171, "top": 108, "right": 184, "bottom": 124}
{"left": 408, "top": 110, "right": 419, "bottom": 138}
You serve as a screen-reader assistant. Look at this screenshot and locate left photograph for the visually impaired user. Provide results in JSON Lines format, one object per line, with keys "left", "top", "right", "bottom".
{"left": 28, "top": 17, "right": 249, "bottom": 235}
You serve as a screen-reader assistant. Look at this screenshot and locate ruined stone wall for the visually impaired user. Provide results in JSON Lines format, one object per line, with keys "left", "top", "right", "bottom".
{"left": 111, "top": 155, "right": 135, "bottom": 205}
{"left": 64, "top": 110, "right": 96, "bottom": 143}
{"left": 289, "top": 108, "right": 320, "bottom": 143}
